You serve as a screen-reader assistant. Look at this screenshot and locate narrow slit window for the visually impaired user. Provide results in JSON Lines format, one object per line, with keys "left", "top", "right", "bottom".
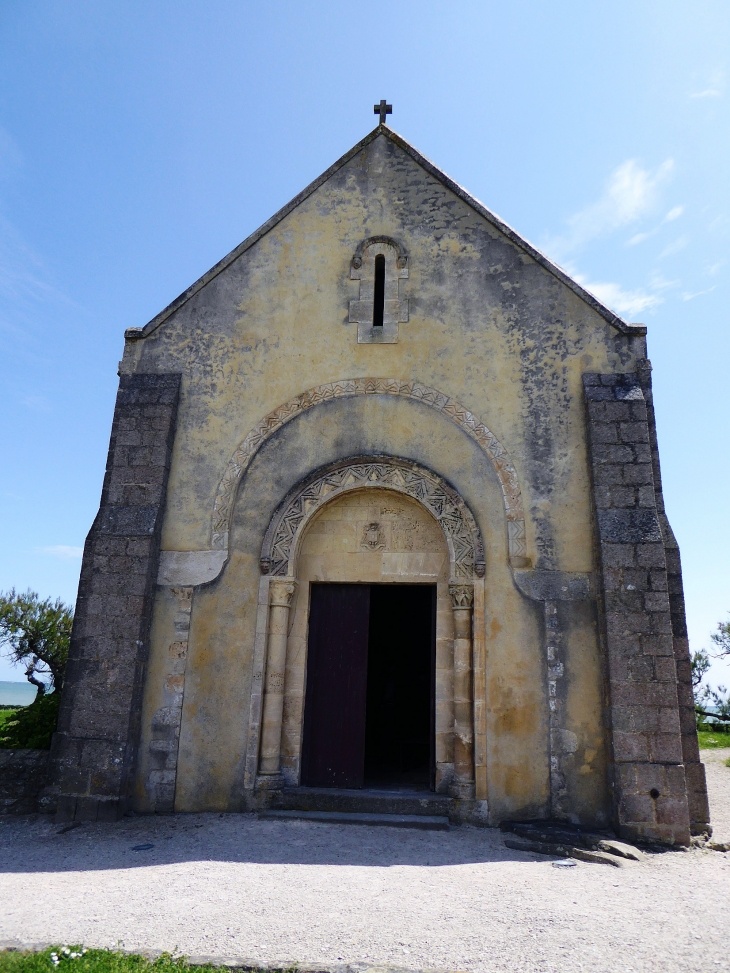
{"left": 373, "top": 254, "right": 385, "bottom": 327}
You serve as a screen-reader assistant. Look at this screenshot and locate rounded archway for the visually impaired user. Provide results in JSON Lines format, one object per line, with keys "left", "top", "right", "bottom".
{"left": 260, "top": 455, "right": 485, "bottom": 581}
{"left": 253, "top": 458, "right": 483, "bottom": 800}
{"left": 211, "top": 377, "right": 527, "bottom": 567}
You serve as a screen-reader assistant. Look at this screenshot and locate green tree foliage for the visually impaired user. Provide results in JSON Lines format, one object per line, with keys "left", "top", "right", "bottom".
{"left": 0, "top": 590, "right": 73, "bottom": 749}
{"left": 0, "top": 692, "right": 61, "bottom": 749}
{"left": 0, "top": 589, "right": 73, "bottom": 695}
{"left": 710, "top": 616, "right": 730, "bottom": 659}
{"left": 694, "top": 613, "right": 730, "bottom": 730}
{"left": 691, "top": 649, "right": 711, "bottom": 700}
{"left": 699, "top": 684, "right": 730, "bottom": 722}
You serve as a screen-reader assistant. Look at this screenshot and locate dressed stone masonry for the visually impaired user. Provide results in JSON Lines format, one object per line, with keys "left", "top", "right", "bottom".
{"left": 0, "top": 750, "right": 50, "bottom": 815}
{"left": 635, "top": 361, "right": 711, "bottom": 835}
{"left": 348, "top": 236, "right": 409, "bottom": 343}
{"left": 583, "top": 371, "right": 707, "bottom": 845}
{"left": 49, "top": 121, "right": 707, "bottom": 841}
{"left": 50, "top": 373, "right": 181, "bottom": 823}
{"left": 144, "top": 585, "right": 192, "bottom": 813}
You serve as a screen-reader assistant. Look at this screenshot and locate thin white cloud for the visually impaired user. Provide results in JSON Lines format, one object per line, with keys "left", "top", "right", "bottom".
{"left": 0, "top": 127, "right": 75, "bottom": 324}
{"left": 648, "top": 272, "right": 680, "bottom": 292}
{"left": 682, "top": 286, "right": 717, "bottom": 302}
{"left": 547, "top": 158, "right": 674, "bottom": 260}
{"left": 705, "top": 260, "right": 726, "bottom": 276}
{"left": 690, "top": 69, "right": 725, "bottom": 99}
{"left": 1, "top": 490, "right": 24, "bottom": 501}
{"left": 572, "top": 272, "right": 663, "bottom": 318}
{"left": 0, "top": 213, "right": 78, "bottom": 341}
{"left": 40, "top": 546, "right": 84, "bottom": 560}
{"left": 20, "top": 394, "right": 51, "bottom": 413}
{"left": 658, "top": 236, "right": 689, "bottom": 259}
{"left": 0, "top": 214, "right": 78, "bottom": 324}
{"left": 625, "top": 205, "right": 683, "bottom": 247}
{"left": 627, "top": 231, "right": 651, "bottom": 247}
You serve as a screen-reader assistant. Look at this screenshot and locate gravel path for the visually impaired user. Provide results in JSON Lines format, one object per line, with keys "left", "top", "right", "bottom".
{"left": 1, "top": 753, "right": 729, "bottom": 973}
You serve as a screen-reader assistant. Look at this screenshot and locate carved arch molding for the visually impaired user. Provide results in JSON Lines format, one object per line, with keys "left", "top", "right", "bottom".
{"left": 261, "top": 456, "right": 485, "bottom": 580}
{"left": 212, "top": 378, "right": 528, "bottom": 565}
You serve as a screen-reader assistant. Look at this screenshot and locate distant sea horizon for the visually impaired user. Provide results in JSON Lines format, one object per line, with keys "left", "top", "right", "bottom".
{"left": 0, "top": 681, "right": 38, "bottom": 706}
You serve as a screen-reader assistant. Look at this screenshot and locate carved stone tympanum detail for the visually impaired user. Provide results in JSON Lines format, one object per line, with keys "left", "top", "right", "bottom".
{"left": 211, "top": 378, "right": 526, "bottom": 565}
{"left": 261, "top": 456, "right": 485, "bottom": 580}
{"left": 361, "top": 522, "right": 386, "bottom": 550}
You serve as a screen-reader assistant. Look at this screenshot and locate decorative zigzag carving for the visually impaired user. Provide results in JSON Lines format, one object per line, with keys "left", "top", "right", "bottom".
{"left": 211, "top": 378, "right": 526, "bottom": 561}
{"left": 260, "top": 457, "right": 485, "bottom": 581}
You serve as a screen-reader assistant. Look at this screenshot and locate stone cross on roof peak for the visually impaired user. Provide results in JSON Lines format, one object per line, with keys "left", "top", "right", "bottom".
{"left": 374, "top": 100, "right": 392, "bottom": 125}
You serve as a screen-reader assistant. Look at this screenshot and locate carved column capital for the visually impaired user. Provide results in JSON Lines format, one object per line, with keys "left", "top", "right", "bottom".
{"left": 449, "top": 583, "right": 474, "bottom": 610}
{"left": 269, "top": 579, "right": 297, "bottom": 608}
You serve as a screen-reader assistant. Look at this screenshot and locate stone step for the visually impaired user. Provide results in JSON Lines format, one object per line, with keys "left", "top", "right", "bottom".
{"left": 270, "top": 786, "right": 454, "bottom": 818}
{"left": 259, "top": 809, "right": 450, "bottom": 830}
{"left": 504, "top": 836, "right": 626, "bottom": 867}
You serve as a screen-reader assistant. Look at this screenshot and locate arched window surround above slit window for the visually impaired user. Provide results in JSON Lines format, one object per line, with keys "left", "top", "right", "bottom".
{"left": 348, "top": 237, "right": 409, "bottom": 343}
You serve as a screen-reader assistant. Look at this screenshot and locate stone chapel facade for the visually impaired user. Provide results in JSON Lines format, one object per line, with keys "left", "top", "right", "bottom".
{"left": 50, "top": 121, "right": 710, "bottom": 845}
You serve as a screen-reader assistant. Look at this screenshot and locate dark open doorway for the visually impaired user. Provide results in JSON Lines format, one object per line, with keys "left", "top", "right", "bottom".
{"left": 300, "top": 583, "right": 435, "bottom": 791}
{"left": 364, "top": 585, "right": 434, "bottom": 790}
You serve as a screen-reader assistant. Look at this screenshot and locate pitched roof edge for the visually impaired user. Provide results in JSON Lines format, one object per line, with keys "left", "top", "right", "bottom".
{"left": 382, "top": 128, "right": 644, "bottom": 337}
{"left": 136, "top": 124, "right": 646, "bottom": 339}
{"left": 139, "top": 126, "right": 386, "bottom": 337}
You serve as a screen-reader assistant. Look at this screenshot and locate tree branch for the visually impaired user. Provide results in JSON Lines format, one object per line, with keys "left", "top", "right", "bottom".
{"left": 24, "top": 659, "right": 46, "bottom": 697}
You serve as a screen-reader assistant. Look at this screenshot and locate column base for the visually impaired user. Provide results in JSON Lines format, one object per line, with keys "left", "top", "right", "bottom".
{"left": 255, "top": 773, "right": 286, "bottom": 794}
{"left": 450, "top": 780, "right": 476, "bottom": 800}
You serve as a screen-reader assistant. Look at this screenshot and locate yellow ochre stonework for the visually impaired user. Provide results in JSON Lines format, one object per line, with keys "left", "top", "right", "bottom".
{"left": 51, "top": 124, "right": 708, "bottom": 846}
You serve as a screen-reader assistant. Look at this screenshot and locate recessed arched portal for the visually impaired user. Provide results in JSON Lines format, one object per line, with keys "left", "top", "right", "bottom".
{"left": 211, "top": 377, "right": 528, "bottom": 568}
{"left": 249, "top": 457, "right": 486, "bottom": 800}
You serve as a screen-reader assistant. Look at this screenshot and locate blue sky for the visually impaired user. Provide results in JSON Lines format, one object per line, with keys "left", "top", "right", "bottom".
{"left": 0, "top": 1, "right": 728, "bottom": 688}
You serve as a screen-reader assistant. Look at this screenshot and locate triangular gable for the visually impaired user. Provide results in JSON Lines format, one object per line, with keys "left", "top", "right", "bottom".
{"left": 136, "top": 125, "right": 645, "bottom": 338}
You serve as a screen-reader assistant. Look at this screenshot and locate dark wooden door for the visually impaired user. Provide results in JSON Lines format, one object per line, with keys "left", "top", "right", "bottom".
{"left": 300, "top": 584, "right": 370, "bottom": 788}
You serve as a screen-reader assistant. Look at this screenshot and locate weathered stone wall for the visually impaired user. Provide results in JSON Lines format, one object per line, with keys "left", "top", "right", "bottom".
{"left": 0, "top": 750, "right": 50, "bottom": 815}
{"left": 63, "top": 127, "right": 697, "bottom": 839}
{"left": 583, "top": 372, "right": 703, "bottom": 845}
{"left": 50, "top": 373, "right": 181, "bottom": 822}
{"left": 636, "top": 363, "right": 711, "bottom": 835}
{"left": 125, "top": 132, "right": 629, "bottom": 827}
{"left": 136, "top": 391, "right": 610, "bottom": 828}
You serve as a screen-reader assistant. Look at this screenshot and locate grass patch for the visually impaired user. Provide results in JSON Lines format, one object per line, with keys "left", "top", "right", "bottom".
{"left": 698, "top": 729, "right": 730, "bottom": 749}
{"left": 0, "top": 948, "right": 282, "bottom": 973}
{"left": 0, "top": 708, "right": 20, "bottom": 731}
